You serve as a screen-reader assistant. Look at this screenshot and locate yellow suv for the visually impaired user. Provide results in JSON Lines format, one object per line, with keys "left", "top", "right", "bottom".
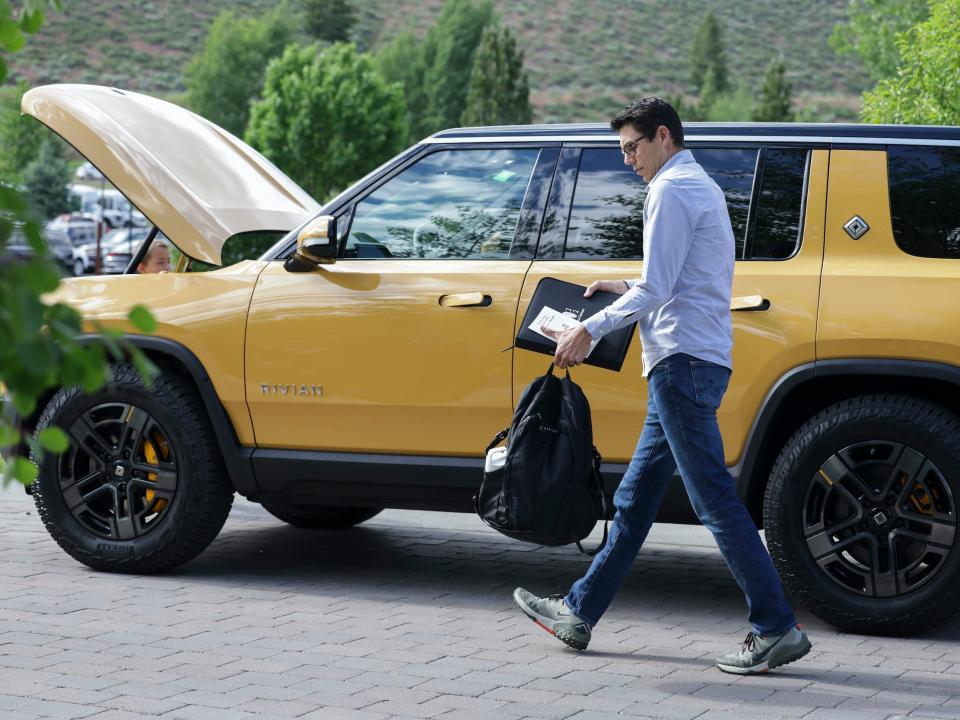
{"left": 18, "top": 85, "right": 960, "bottom": 635}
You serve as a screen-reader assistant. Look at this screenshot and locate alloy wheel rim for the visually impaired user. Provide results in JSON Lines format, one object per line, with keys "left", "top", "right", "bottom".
{"left": 803, "top": 440, "right": 956, "bottom": 598}
{"left": 59, "top": 402, "right": 178, "bottom": 540}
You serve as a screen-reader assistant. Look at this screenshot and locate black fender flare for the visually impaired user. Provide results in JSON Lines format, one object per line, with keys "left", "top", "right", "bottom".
{"left": 733, "top": 358, "right": 960, "bottom": 508}
{"left": 78, "top": 334, "right": 257, "bottom": 497}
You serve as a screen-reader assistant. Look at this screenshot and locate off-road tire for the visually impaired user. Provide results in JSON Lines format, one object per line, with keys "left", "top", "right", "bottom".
{"left": 260, "top": 501, "right": 382, "bottom": 529}
{"left": 764, "top": 394, "right": 960, "bottom": 635}
{"left": 32, "top": 363, "right": 234, "bottom": 573}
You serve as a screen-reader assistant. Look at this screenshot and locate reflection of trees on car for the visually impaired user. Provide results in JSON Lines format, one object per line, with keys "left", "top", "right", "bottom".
{"left": 376, "top": 202, "right": 524, "bottom": 259}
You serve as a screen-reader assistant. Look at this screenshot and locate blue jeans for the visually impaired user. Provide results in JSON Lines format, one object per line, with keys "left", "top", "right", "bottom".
{"left": 565, "top": 353, "right": 797, "bottom": 636}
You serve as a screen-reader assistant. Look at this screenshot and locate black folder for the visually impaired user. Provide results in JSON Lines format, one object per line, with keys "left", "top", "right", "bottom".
{"left": 515, "top": 277, "right": 636, "bottom": 372}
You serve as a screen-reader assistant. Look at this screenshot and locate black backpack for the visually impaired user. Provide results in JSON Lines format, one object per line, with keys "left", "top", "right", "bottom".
{"left": 474, "top": 364, "right": 609, "bottom": 554}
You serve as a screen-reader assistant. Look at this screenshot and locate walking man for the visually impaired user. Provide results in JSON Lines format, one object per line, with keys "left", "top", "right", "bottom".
{"left": 514, "top": 97, "right": 811, "bottom": 674}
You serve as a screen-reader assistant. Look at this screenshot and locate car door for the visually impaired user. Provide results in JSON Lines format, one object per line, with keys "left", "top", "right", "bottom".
{"left": 245, "top": 145, "right": 556, "bottom": 456}
{"left": 514, "top": 143, "right": 827, "bottom": 501}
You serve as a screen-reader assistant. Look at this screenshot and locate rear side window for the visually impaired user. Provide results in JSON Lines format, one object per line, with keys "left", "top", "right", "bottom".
{"left": 562, "top": 146, "right": 808, "bottom": 261}
{"left": 563, "top": 150, "right": 646, "bottom": 259}
{"left": 888, "top": 146, "right": 960, "bottom": 259}
{"left": 749, "top": 148, "right": 809, "bottom": 260}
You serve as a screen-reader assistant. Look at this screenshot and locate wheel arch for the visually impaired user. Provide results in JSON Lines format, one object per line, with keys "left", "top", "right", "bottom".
{"left": 736, "top": 359, "right": 960, "bottom": 525}
{"left": 15, "top": 335, "right": 256, "bottom": 497}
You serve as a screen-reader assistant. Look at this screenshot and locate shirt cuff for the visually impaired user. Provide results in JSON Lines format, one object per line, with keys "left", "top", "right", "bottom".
{"left": 581, "top": 314, "right": 604, "bottom": 341}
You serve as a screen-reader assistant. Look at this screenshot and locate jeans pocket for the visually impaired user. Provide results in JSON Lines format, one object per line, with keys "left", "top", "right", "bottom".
{"left": 689, "top": 362, "right": 729, "bottom": 410}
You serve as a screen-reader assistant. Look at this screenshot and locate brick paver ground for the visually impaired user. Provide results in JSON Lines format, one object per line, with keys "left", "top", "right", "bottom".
{"left": 2, "top": 481, "right": 960, "bottom": 719}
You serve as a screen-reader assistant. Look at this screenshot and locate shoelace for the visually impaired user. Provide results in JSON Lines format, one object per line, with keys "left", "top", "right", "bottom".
{"left": 740, "top": 631, "right": 758, "bottom": 653}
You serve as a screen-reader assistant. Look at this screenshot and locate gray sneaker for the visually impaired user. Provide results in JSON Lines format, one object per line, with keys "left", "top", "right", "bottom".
{"left": 513, "top": 587, "right": 591, "bottom": 650}
{"left": 716, "top": 626, "right": 812, "bottom": 674}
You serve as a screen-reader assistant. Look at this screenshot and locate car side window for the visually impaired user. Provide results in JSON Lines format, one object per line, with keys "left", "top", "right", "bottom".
{"left": 749, "top": 148, "right": 809, "bottom": 260}
{"left": 562, "top": 147, "right": 758, "bottom": 260}
{"left": 888, "top": 145, "right": 960, "bottom": 259}
{"left": 563, "top": 149, "right": 647, "bottom": 259}
{"left": 691, "top": 148, "right": 757, "bottom": 258}
{"left": 344, "top": 148, "right": 540, "bottom": 259}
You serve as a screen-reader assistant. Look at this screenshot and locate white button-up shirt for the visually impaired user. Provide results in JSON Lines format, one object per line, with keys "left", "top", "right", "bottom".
{"left": 581, "top": 149, "right": 735, "bottom": 376}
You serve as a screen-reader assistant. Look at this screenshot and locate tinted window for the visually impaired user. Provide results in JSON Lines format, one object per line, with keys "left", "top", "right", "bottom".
{"left": 345, "top": 148, "right": 539, "bottom": 259}
{"left": 692, "top": 148, "right": 757, "bottom": 257}
{"left": 750, "top": 149, "right": 809, "bottom": 259}
{"left": 888, "top": 146, "right": 960, "bottom": 259}
{"left": 563, "top": 148, "right": 757, "bottom": 259}
{"left": 564, "top": 150, "right": 646, "bottom": 259}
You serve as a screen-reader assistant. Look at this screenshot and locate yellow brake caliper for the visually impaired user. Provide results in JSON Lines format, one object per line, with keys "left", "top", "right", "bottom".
{"left": 143, "top": 437, "right": 169, "bottom": 513}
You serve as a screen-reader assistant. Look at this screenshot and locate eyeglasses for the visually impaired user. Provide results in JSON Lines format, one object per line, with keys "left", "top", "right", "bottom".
{"left": 620, "top": 135, "right": 651, "bottom": 158}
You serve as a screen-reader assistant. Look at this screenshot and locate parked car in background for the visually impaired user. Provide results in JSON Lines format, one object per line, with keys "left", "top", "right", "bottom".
{"left": 45, "top": 214, "right": 100, "bottom": 275}
{"left": 73, "top": 226, "right": 166, "bottom": 274}
{"left": 0, "top": 228, "right": 34, "bottom": 264}
{"left": 69, "top": 183, "right": 147, "bottom": 229}
{"left": 39, "top": 225, "right": 76, "bottom": 272}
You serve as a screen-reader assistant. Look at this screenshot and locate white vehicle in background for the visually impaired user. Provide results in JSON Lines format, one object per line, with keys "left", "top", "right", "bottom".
{"left": 68, "top": 183, "right": 147, "bottom": 229}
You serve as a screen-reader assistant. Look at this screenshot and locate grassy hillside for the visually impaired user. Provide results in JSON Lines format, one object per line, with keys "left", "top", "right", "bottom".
{"left": 7, "top": 0, "right": 868, "bottom": 122}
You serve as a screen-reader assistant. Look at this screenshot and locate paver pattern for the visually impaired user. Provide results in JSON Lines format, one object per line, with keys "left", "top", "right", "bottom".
{"left": 2, "top": 481, "right": 960, "bottom": 719}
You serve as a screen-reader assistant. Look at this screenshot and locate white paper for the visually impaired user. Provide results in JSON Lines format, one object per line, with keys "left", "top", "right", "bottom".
{"left": 528, "top": 305, "right": 599, "bottom": 358}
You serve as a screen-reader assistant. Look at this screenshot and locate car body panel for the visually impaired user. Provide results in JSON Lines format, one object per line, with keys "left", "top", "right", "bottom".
{"left": 244, "top": 259, "right": 531, "bottom": 454}
{"left": 819, "top": 149, "right": 960, "bottom": 365}
{"left": 48, "top": 261, "right": 268, "bottom": 444}
{"left": 21, "top": 84, "right": 320, "bottom": 265}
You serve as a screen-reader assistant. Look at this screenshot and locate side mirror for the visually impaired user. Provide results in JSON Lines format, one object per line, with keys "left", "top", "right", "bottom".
{"left": 284, "top": 215, "right": 337, "bottom": 272}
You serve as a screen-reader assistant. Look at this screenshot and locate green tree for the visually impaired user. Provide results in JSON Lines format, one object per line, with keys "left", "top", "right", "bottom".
{"left": 696, "top": 65, "right": 723, "bottom": 118}
{"left": 830, "top": 0, "right": 930, "bottom": 81}
{"left": 861, "top": 0, "right": 960, "bottom": 124}
{"left": 704, "top": 85, "right": 755, "bottom": 122}
{"left": 1, "top": 1, "right": 157, "bottom": 487}
{"left": 245, "top": 42, "right": 408, "bottom": 202}
{"left": 0, "top": 82, "right": 47, "bottom": 184}
{"left": 461, "top": 25, "right": 532, "bottom": 126}
{"left": 752, "top": 59, "right": 794, "bottom": 122}
{"left": 423, "top": 0, "right": 495, "bottom": 133}
{"left": 302, "top": 0, "right": 355, "bottom": 43}
{"left": 375, "top": 0, "right": 497, "bottom": 141}
{"left": 22, "top": 139, "right": 71, "bottom": 219}
{"left": 183, "top": 5, "right": 297, "bottom": 137}
{"left": 689, "top": 11, "right": 729, "bottom": 94}
{"left": 375, "top": 31, "right": 432, "bottom": 141}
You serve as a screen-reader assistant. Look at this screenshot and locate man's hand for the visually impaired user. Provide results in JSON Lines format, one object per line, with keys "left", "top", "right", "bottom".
{"left": 541, "top": 322, "right": 593, "bottom": 369}
{"left": 584, "top": 279, "right": 630, "bottom": 297}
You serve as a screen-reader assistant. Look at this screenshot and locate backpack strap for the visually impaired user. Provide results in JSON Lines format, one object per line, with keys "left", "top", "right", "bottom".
{"left": 576, "top": 449, "right": 609, "bottom": 557}
{"left": 485, "top": 427, "right": 510, "bottom": 453}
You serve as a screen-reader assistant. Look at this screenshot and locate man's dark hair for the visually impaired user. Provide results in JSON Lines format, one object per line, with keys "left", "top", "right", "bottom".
{"left": 610, "top": 97, "right": 685, "bottom": 148}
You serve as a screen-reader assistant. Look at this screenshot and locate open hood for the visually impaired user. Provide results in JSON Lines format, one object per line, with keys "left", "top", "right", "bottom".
{"left": 22, "top": 84, "right": 321, "bottom": 265}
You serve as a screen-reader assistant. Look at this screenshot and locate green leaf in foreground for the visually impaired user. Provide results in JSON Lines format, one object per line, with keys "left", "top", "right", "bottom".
{"left": 12, "top": 456, "right": 37, "bottom": 485}
{"left": 128, "top": 305, "right": 157, "bottom": 333}
{"left": 37, "top": 426, "right": 68, "bottom": 453}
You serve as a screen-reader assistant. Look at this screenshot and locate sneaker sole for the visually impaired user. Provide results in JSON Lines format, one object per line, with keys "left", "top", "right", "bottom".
{"left": 716, "top": 638, "right": 812, "bottom": 675}
{"left": 513, "top": 589, "right": 588, "bottom": 651}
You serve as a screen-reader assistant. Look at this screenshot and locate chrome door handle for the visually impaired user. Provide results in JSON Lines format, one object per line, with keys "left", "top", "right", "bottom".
{"left": 731, "top": 295, "right": 771, "bottom": 312}
{"left": 439, "top": 292, "right": 492, "bottom": 308}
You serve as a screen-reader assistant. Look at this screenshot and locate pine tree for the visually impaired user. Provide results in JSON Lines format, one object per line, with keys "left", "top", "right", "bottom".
{"left": 697, "top": 66, "right": 722, "bottom": 118}
{"left": 752, "top": 59, "right": 794, "bottom": 122}
{"left": 689, "top": 11, "right": 729, "bottom": 94}
{"left": 302, "top": 0, "right": 355, "bottom": 43}
{"left": 461, "top": 26, "right": 532, "bottom": 126}
{"left": 23, "top": 139, "right": 71, "bottom": 220}
{"left": 423, "top": 0, "right": 495, "bottom": 132}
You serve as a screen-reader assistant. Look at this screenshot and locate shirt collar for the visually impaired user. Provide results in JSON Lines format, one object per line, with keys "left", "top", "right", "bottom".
{"left": 651, "top": 148, "right": 694, "bottom": 184}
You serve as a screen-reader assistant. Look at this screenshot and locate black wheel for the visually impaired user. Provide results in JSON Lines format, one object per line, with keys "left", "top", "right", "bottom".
{"left": 32, "top": 363, "right": 234, "bottom": 573}
{"left": 260, "top": 501, "right": 382, "bottom": 529}
{"left": 764, "top": 395, "right": 960, "bottom": 635}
